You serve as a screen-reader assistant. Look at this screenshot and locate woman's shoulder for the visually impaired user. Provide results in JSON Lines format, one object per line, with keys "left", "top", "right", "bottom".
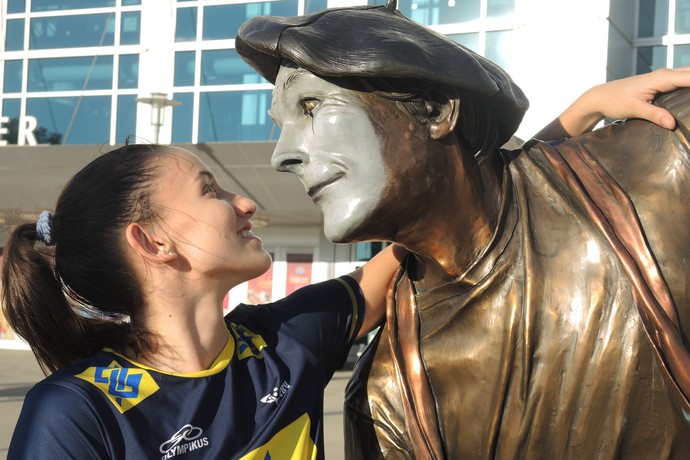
{"left": 31, "top": 349, "right": 127, "bottom": 398}
{"left": 231, "top": 276, "right": 359, "bottom": 311}
{"left": 20, "top": 349, "right": 134, "bottom": 432}
{"left": 11, "top": 356, "right": 114, "bottom": 459}
{"left": 18, "top": 358, "right": 110, "bottom": 436}
{"left": 226, "top": 276, "right": 362, "bottom": 330}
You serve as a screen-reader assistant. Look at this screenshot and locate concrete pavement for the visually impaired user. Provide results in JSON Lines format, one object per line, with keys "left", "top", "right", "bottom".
{"left": 0, "top": 349, "right": 44, "bottom": 460}
{"left": 0, "top": 348, "right": 351, "bottom": 460}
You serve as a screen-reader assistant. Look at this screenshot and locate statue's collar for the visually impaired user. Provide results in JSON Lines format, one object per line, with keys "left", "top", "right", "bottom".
{"left": 410, "top": 165, "right": 517, "bottom": 310}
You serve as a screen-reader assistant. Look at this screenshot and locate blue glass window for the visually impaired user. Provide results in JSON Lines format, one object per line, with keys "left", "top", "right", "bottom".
{"left": 116, "top": 95, "right": 137, "bottom": 144}
{"left": 119, "top": 54, "right": 139, "bottom": 89}
{"left": 31, "top": 0, "right": 115, "bottom": 12}
{"left": 175, "top": 7, "right": 197, "bottom": 42}
{"left": 205, "top": 2, "right": 298, "bottom": 40}
{"left": 1, "top": 99, "right": 22, "bottom": 145}
{"left": 636, "top": 46, "right": 667, "bottom": 73}
{"left": 674, "top": 44, "right": 690, "bottom": 67}
{"left": 172, "top": 92, "right": 194, "bottom": 143}
{"left": 448, "top": 33, "right": 480, "bottom": 53}
{"left": 354, "top": 242, "right": 385, "bottom": 261}
{"left": 487, "top": 0, "right": 514, "bottom": 19}
{"left": 7, "top": 0, "right": 26, "bottom": 14}
{"left": 305, "top": 0, "right": 328, "bottom": 13}
{"left": 203, "top": 4, "right": 236, "bottom": 40}
{"left": 123, "top": 0, "right": 141, "bottom": 5}
{"left": 373, "top": 0, "right": 480, "bottom": 25}
{"left": 485, "top": 30, "right": 514, "bottom": 73}
{"left": 121, "top": 11, "right": 141, "bottom": 45}
{"left": 174, "top": 51, "right": 196, "bottom": 87}
{"left": 3, "top": 61, "right": 24, "bottom": 93}
{"left": 6, "top": 19, "right": 25, "bottom": 51}
{"left": 30, "top": 14, "right": 115, "bottom": 49}
{"left": 201, "top": 49, "right": 266, "bottom": 85}
{"left": 676, "top": 0, "right": 690, "bottom": 33}
{"left": 28, "top": 56, "right": 114, "bottom": 92}
{"left": 26, "top": 96, "right": 111, "bottom": 144}
{"left": 638, "top": 0, "right": 668, "bottom": 37}
{"left": 1, "top": 99, "right": 21, "bottom": 119}
{"left": 198, "top": 90, "right": 273, "bottom": 142}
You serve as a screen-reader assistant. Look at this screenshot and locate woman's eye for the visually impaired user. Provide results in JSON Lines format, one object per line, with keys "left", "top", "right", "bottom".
{"left": 300, "top": 98, "right": 318, "bottom": 117}
{"left": 206, "top": 184, "right": 216, "bottom": 194}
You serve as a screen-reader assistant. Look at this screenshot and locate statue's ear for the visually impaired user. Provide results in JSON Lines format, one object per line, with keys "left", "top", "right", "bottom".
{"left": 427, "top": 98, "right": 460, "bottom": 140}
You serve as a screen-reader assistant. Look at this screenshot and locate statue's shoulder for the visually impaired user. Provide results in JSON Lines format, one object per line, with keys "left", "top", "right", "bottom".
{"left": 572, "top": 88, "right": 690, "bottom": 193}
{"left": 545, "top": 89, "right": 690, "bottom": 340}
{"left": 656, "top": 87, "right": 690, "bottom": 126}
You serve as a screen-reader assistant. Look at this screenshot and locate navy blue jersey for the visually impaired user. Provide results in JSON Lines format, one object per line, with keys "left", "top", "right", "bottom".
{"left": 9, "top": 277, "right": 364, "bottom": 460}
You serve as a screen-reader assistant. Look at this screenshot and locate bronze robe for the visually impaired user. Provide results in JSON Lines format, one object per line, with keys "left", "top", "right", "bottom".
{"left": 344, "top": 90, "right": 690, "bottom": 459}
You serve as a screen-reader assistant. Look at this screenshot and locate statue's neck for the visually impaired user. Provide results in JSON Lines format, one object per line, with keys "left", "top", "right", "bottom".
{"left": 402, "top": 156, "right": 508, "bottom": 293}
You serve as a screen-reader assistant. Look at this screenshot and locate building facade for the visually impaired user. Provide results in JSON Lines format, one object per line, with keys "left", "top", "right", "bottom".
{"left": 0, "top": 0, "right": 687, "bottom": 347}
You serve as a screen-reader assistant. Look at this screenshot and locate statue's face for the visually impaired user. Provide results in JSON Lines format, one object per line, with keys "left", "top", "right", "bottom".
{"left": 269, "top": 66, "right": 388, "bottom": 242}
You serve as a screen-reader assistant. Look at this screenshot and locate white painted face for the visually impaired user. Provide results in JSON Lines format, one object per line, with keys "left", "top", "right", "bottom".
{"left": 269, "top": 65, "right": 388, "bottom": 242}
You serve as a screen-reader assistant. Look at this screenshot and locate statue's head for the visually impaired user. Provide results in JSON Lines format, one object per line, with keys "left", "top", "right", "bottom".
{"left": 237, "top": 4, "right": 529, "bottom": 242}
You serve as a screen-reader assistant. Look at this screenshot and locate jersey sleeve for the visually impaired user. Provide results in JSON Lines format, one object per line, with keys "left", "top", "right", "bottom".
{"left": 9, "top": 382, "right": 112, "bottom": 459}
{"left": 236, "top": 276, "right": 365, "bottom": 380}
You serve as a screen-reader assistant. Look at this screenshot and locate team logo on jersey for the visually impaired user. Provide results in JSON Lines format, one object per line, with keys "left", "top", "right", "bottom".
{"left": 76, "top": 360, "right": 159, "bottom": 414}
{"left": 238, "top": 413, "right": 317, "bottom": 460}
{"left": 230, "top": 323, "right": 267, "bottom": 360}
{"left": 160, "top": 424, "right": 210, "bottom": 459}
{"left": 260, "top": 381, "right": 291, "bottom": 405}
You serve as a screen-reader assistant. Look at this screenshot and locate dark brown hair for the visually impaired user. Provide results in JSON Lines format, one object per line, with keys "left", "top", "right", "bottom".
{"left": 1, "top": 143, "right": 166, "bottom": 374}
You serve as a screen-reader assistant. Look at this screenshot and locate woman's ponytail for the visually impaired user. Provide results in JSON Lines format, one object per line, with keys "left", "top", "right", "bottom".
{"left": 1, "top": 223, "right": 89, "bottom": 374}
{"left": 1, "top": 143, "right": 165, "bottom": 374}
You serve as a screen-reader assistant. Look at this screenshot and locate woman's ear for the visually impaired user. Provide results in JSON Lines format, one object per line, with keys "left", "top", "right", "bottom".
{"left": 427, "top": 98, "right": 460, "bottom": 140}
{"left": 125, "top": 223, "right": 177, "bottom": 263}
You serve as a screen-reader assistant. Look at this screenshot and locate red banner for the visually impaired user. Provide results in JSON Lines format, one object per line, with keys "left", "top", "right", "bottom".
{"left": 285, "top": 254, "right": 312, "bottom": 296}
{"left": 247, "top": 265, "right": 274, "bottom": 304}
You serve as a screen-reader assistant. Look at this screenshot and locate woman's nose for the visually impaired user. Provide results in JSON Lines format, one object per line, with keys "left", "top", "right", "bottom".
{"left": 233, "top": 195, "right": 257, "bottom": 218}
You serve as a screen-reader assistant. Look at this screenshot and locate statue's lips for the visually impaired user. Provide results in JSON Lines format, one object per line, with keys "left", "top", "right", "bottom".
{"left": 306, "top": 173, "right": 345, "bottom": 198}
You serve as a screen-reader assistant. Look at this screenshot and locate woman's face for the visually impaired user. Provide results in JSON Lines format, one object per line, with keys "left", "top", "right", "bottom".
{"left": 148, "top": 148, "right": 272, "bottom": 286}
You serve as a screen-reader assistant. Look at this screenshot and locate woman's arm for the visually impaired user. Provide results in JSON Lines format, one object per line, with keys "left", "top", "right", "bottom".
{"left": 9, "top": 384, "right": 112, "bottom": 458}
{"left": 347, "top": 244, "right": 408, "bottom": 337}
{"left": 533, "top": 67, "right": 690, "bottom": 141}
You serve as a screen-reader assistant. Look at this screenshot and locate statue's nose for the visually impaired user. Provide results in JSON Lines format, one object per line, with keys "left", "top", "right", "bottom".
{"left": 271, "top": 133, "right": 308, "bottom": 173}
{"left": 273, "top": 146, "right": 309, "bottom": 172}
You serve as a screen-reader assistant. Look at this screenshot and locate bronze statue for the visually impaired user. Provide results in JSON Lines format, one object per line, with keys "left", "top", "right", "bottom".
{"left": 237, "top": 4, "right": 690, "bottom": 458}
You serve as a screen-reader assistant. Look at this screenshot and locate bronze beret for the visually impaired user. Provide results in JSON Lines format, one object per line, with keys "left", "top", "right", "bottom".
{"left": 236, "top": 4, "right": 529, "bottom": 144}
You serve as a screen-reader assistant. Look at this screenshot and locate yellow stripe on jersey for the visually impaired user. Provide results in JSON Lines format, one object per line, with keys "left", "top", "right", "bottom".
{"left": 335, "top": 277, "right": 359, "bottom": 342}
{"left": 238, "top": 413, "right": 317, "bottom": 460}
{"left": 104, "top": 333, "right": 236, "bottom": 378}
{"left": 75, "top": 360, "right": 160, "bottom": 414}
{"left": 230, "top": 322, "right": 268, "bottom": 360}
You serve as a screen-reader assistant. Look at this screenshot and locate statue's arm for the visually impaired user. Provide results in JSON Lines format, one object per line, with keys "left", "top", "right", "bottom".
{"left": 532, "top": 67, "right": 690, "bottom": 141}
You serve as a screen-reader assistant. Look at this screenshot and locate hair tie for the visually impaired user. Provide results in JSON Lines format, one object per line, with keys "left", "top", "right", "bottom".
{"left": 36, "top": 210, "right": 54, "bottom": 246}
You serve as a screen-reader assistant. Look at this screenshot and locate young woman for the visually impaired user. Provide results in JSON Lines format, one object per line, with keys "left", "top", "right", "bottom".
{"left": 3, "top": 68, "right": 690, "bottom": 459}
{"left": 2, "top": 143, "right": 406, "bottom": 459}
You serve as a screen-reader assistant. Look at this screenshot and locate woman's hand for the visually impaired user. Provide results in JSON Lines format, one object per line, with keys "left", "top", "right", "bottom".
{"left": 533, "top": 67, "right": 690, "bottom": 141}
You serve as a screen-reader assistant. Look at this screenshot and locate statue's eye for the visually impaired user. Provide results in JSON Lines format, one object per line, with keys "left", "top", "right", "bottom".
{"left": 300, "top": 98, "right": 319, "bottom": 117}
